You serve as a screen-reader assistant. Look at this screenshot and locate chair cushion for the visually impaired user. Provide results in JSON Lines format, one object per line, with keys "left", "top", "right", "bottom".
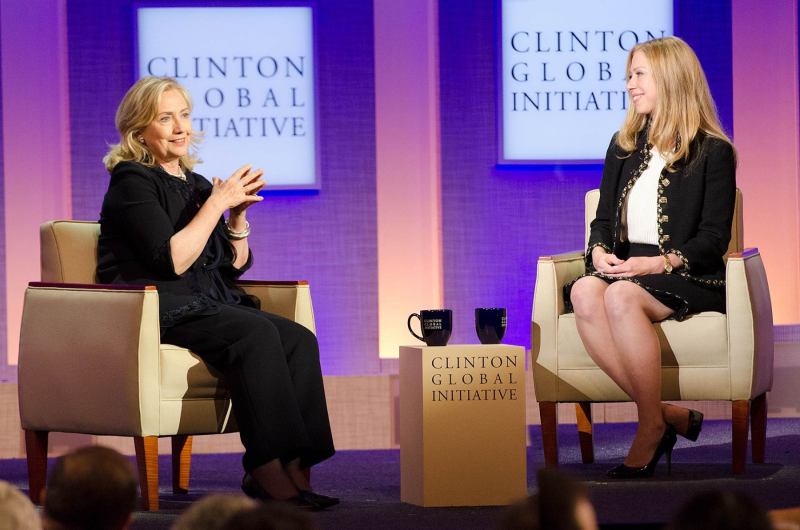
{"left": 160, "top": 344, "right": 230, "bottom": 400}
{"left": 557, "top": 311, "right": 730, "bottom": 369}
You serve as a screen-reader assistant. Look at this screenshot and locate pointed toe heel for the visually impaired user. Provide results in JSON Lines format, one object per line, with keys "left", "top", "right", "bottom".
{"left": 607, "top": 428, "right": 677, "bottom": 479}
{"left": 607, "top": 463, "right": 656, "bottom": 479}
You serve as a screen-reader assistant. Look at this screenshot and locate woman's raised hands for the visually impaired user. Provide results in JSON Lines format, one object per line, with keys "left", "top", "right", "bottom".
{"left": 209, "top": 164, "right": 266, "bottom": 213}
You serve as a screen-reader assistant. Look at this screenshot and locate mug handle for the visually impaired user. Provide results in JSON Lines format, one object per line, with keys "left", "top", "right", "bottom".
{"left": 407, "top": 313, "right": 425, "bottom": 342}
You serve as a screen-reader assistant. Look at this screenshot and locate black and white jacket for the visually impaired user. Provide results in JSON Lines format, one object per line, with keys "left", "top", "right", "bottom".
{"left": 587, "top": 130, "right": 736, "bottom": 286}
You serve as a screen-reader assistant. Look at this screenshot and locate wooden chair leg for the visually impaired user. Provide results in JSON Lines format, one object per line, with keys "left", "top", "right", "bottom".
{"left": 732, "top": 400, "right": 749, "bottom": 474}
{"left": 575, "top": 402, "right": 594, "bottom": 464}
{"left": 134, "top": 436, "right": 159, "bottom": 511}
{"left": 539, "top": 401, "right": 559, "bottom": 467}
{"left": 750, "top": 393, "right": 767, "bottom": 464}
{"left": 171, "top": 435, "right": 193, "bottom": 494}
{"left": 24, "top": 430, "right": 48, "bottom": 504}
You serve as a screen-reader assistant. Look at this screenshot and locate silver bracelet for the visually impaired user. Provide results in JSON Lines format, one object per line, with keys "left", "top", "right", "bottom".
{"left": 225, "top": 220, "right": 251, "bottom": 240}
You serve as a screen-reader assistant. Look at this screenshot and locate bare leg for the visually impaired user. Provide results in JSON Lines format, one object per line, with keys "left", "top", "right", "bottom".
{"left": 603, "top": 281, "right": 673, "bottom": 466}
{"left": 251, "top": 460, "right": 299, "bottom": 500}
{"left": 571, "top": 276, "right": 636, "bottom": 398}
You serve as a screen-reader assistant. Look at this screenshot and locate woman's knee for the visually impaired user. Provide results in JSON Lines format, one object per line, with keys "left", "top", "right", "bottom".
{"left": 603, "top": 281, "right": 646, "bottom": 318}
{"left": 292, "top": 323, "right": 320, "bottom": 361}
{"left": 240, "top": 317, "right": 282, "bottom": 348}
{"left": 570, "top": 277, "right": 606, "bottom": 317}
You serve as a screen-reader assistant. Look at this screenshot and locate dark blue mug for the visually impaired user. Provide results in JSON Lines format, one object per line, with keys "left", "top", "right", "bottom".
{"left": 408, "top": 309, "right": 452, "bottom": 347}
{"left": 475, "top": 307, "right": 507, "bottom": 344}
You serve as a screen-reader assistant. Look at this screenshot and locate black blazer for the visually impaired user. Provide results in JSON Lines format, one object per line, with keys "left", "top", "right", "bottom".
{"left": 97, "top": 161, "right": 253, "bottom": 327}
{"left": 588, "top": 132, "right": 736, "bottom": 285}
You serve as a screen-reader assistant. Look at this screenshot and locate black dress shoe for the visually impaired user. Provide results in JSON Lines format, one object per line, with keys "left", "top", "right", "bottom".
{"left": 299, "top": 489, "right": 340, "bottom": 508}
{"left": 241, "top": 473, "right": 324, "bottom": 510}
{"left": 607, "top": 427, "right": 677, "bottom": 479}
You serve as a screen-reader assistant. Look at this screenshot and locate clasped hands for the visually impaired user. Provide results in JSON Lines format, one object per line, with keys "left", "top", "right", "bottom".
{"left": 591, "top": 247, "right": 667, "bottom": 277}
{"left": 209, "top": 164, "right": 266, "bottom": 215}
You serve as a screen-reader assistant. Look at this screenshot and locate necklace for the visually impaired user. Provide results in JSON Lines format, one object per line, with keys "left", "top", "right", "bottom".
{"left": 162, "top": 165, "right": 186, "bottom": 181}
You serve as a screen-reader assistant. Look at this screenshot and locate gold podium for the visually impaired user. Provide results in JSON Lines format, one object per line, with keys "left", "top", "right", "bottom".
{"left": 399, "top": 344, "right": 527, "bottom": 507}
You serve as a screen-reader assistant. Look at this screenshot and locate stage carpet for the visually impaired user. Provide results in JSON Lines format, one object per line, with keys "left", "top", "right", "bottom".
{"left": 1, "top": 418, "right": 798, "bottom": 529}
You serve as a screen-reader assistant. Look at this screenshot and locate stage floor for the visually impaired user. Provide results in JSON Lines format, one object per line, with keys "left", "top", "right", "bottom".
{"left": 2, "top": 418, "right": 798, "bottom": 529}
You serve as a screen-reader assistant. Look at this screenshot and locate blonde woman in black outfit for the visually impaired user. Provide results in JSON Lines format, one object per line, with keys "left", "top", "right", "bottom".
{"left": 565, "top": 37, "right": 736, "bottom": 478}
{"left": 98, "top": 76, "right": 336, "bottom": 508}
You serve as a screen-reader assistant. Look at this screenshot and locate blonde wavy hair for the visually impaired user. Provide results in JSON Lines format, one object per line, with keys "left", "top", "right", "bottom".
{"left": 103, "top": 76, "right": 201, "bottom": 172}
{"left": 617, "top": 36, "right": 733, "bottom": 170}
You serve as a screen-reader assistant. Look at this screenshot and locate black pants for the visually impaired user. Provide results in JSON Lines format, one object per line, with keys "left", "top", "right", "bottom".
{"left": 162, "top": 304, "right": 335, "bottom": 472}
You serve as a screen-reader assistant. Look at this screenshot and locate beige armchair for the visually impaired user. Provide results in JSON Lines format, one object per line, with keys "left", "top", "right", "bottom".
{"left": 531, "top": 189, "right": 773, "bottom": 473}
{"left": 18, "top": 220, "right": 317, "bottom": 510}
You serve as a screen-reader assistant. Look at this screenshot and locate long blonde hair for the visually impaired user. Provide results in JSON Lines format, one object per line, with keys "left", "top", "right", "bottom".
{"left": 617, "top": 36, "right": 732, "bottom": 170}
{"left": 103, "top": 76, "right": 201, "bottom": 172}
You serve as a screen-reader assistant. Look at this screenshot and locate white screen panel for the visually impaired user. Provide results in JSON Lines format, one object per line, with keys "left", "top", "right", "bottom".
{"left": 138, "top": 6, "right": 317, "bottom": 188}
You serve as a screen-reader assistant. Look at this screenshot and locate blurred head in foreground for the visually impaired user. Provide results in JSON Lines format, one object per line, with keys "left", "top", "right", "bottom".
{"left": 225, "top": 501, "right": 317, "bottom": 530}
{"left": 0, "top": 480, "right": 42, "bottom": 530}
{"left": 43, "top": 446, "right": 137, "bottom": 530}
{"left": 171, "top": 494, "right": 258, "bottom": 530}
{"left": 667, "top": 490, "right": 772, "bottom": 530}
{"left": 500, "top": 468, "right": 598, "bottom": 530}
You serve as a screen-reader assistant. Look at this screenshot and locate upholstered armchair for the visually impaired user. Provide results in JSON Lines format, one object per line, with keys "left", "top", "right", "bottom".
{"left": 18, "top": 220, "right": 317, "bottom": 510}
{"left": 531, "top": 189, "right": 774, "bottom": 473}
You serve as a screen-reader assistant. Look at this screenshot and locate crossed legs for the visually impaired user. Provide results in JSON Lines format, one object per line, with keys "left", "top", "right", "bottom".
{"left": 570, "top": 276, "right": 679, "bottom": 466}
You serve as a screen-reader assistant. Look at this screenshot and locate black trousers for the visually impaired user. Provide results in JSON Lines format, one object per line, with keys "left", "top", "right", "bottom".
{"left": 161, "top": 304, "right": 335, "bottom": 472}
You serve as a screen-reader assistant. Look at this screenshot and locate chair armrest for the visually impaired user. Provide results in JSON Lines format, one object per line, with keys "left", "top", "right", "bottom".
{"left": 18, "top": 283, "right": 162, "bottom": 436}
{"left": 540, "top": 251, "right": 586, "bottom": 263}
{"left": 29, "top": 281, "right": 151, "bottom": 290}
{"left": 725, "top": 248, "right": 774, "bottom": 399}
{"left": 531, "top": 251, "right": 586, "bottom": 400}
{"left": 237, "top": 280, "right": 316, "bottom": 334}
{"left": 532, "top": 251, "right": 585, "bottom": 325}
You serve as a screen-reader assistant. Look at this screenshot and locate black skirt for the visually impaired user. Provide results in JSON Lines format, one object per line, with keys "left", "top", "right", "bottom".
{"left": 564, "top": 244, "right": 726, "bottom": 321}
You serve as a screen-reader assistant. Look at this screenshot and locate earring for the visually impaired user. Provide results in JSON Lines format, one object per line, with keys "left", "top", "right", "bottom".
{"left": 138, "top": 136, "right": 145, "bottom": 143}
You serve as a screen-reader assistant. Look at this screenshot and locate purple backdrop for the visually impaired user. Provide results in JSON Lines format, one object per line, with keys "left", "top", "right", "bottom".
{"left": 67, "top": 0, "right": 379, "bottom": 375}
{"left": 438, "top": 0, "right": 733, "bottom": 348}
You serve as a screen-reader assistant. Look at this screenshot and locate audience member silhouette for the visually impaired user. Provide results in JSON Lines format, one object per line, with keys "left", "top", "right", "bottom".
{"left": 0, "top": 480, "right": 42, "bottom": 530}
{"left": 224, "top": 502, "right": 318, "bottom": 530}
{"left": 667, "top": 490, "right": 772, "bottom": 530}
{"left": 171, "top": 494, "right": 257, "bottom": 530}
{"left": 499, "top": 469, "right": 598, "bottom": 530}
{"left": 42, "top": 446, "right": 137, "bottom": 530}
{"left": 770, "top": 506, "right": 800, "bottom": 530}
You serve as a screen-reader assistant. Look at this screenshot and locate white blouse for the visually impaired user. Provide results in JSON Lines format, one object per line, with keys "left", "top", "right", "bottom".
{"left": 625, "top": 147, "right": 667, "bottom": 245}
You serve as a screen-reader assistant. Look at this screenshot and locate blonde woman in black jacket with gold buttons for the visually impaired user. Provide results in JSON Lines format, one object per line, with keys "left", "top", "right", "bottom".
{"left": 565, "top": 37, "right": 736, "bottom": 479}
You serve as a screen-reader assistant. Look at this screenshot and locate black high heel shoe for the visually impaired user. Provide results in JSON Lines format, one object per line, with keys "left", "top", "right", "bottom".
{"left": 679, "top": 409, "right": 704, "bottom": 442}
{"left": 607, "top": 427, "right": 678, "bottom": 479}
{"left": 665, "top": 406, "right": 704, "bottom": 442}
